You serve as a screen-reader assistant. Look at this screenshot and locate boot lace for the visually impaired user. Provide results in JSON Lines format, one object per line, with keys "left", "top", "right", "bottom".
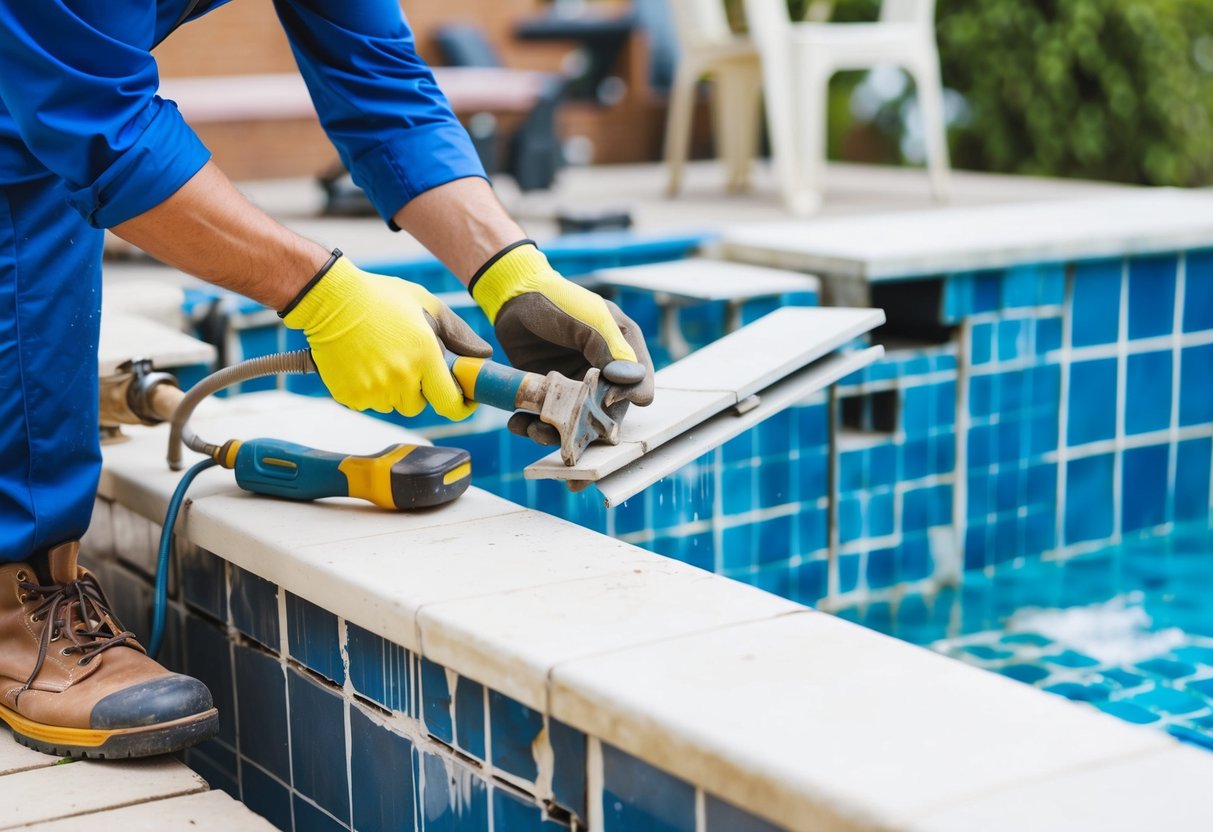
{"left": 17, "top": 573, "right": 143, "bottom": 690}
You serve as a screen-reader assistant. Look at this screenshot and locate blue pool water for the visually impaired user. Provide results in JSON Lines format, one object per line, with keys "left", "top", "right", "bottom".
{"left": 837, "top": 526, "right": 1213, "bottom": 752}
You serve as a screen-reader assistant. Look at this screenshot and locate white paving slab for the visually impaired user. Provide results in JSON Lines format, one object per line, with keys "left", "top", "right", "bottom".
{"left": 907, "top": 745, "right": 1213, "bottom": 831}
{"left": 591, "top": 259, "right": 820, "bottom": 302}
{"left": 550, "top": 612, "right": 1185, "bottom": 832}
{"left": 27, "top": 790, "right": 278, "bottom": 831}
{"left": 99, "top": 312, "right": 215, "bottom": 375}
{"left": 419, "top": 566, "right": 801, "bottom": 710}
{"left": 720, "top": 188, "right": 1213, "bottom": 280}
{"left": 0, "top": 758, "right": 207, "bottom": 829}
{"left": 0, "top": 732, "right": 61, "bottom": 776}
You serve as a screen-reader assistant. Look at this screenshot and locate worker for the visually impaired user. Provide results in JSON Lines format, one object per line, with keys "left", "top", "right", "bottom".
{"left": 0, "top": 0, "right": 653, "bottom": 759}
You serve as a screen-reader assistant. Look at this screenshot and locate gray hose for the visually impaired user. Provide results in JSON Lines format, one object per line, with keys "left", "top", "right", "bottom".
{"left": 167, "top": 350, "right": 316, "bottom": 471}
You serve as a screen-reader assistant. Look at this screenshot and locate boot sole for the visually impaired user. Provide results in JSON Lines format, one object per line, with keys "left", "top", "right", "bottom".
{"left": 0, "top": 703, "right": 219, "bottom": 759}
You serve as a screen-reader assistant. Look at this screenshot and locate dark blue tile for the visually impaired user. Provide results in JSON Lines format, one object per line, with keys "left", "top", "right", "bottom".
{"left": 1127, "top": 255, "right": 1177, "bottom": 340}
{"left": 839, "top": 449, "right": 864, "bottom": 492}
{"left": 902, "top": 487, "right": 931, "bottom": 532}
{"left": 1180, "top": 344, "right": 1213, "bottom": 426}
{"left": 1071, "top": 258, "right": 1122, "bottom": 347}
{"left": 1028, "top": 412, "right": 1060, "bottom": 456}
{"left": 420, "top": 751, "right": 489, "bottom": 831}
{"left": 1125, "top": 351, "right": 1172, "bottom": 435}
{"left": 420, "top": 657, "right": 454, "bottom": 744}
{"left": 184, "top": 616, "right": 236, "bottom": 747}
{"left": 178, "top": 545, "right": 226, "bottom": 621}
{"left": 1184, "top": 250, "right": 1213, "bottom": 332}
{"left": 902, "top": 438, "right": 930, "bottom": 481}
{"left": 455, "top": 677, "right": 486, "bottom": 760}
{"left": 1038, "top": 264, "right": 1066, "bottom": 306}
{"left": 230, "top": 565, "right": 279, "bottom": 650}
{"left": 550, "top": 718, "right": 587, "bottom": 819}
{"left": 1026, "top": 463, "right": 1058, "bottom": 509}
{"left": 1065, "top": 454, "right": 1115, "bottom": 544}
{"left": 898, "top": 534, "right": 933, "bottom": 582}
{"left": 970, "top": 322, "right": 993, "bottom": 364}
{"left": 346, "top": 622, "right": 411, "bottom": 716}
{"left": 996, "top": 419, "right": 1024, "bottom": 465}
{"left": 903, "top": 385, "right": 932, "bottom": 437}
{"left": 974, "top": 271, "right": 1001, "bottom": 313}
{"left": 756, "top": 515, "right": 794, "bottom": 565}
{"left": 798, "top": 506, "right": 828, "bottom": 556}
{"left": 755, "top": 409, "right": 793, "bottom": 456}
{"left": 867, "top": 547, "right": 897, "bottom": 588}
{"left": 721, "top": 463, "right": 755, "bottom": 514}
{"left": 293, "top": 796, "right": 347, "bottom": 832}
{"left": 720, "top": 524, "right": 755, "bottom": 572}
{"left": 351, "top": 706, "right": 416, "bottom": 832}
{"left": 1031, "top": 362, "right": 1062, "bottom": 409}
{"left": 286, "top": 593, "right": 343, "bottom": 685}
{"left": 968, "top": 424, "right": 994, "bottom": 469}
{"left": 1175, "top": 438, "right": 1212, "bottom": 522}
{"left": 612, "top": 496, "right": 648, "bottom": 536}
{"left": 185, "top": 739, "right": 239, "bottom": 800}
{"left": 839, "top": 496, "right": 862, "bottom": 544}
{"left": 799, "top": 449, "right": 828, "bottom": 501}
{"left": 995, "top": 468, "right": 1022, "bottom": 513}
{"left": 1122, "top": 444, "right": 1169, "bottom": 533}
{"left": 756, "top": 457, "right": 792, "bottom": 507}
{"left": 651, "top": 531, "right": 715, "bottom": 573}
{"left": 868, "top": 491, "right": 895, "bottom": 537}
{"left": 795, "top": 558, "right": 829, "bottom": 604}
{"left": 234, "top": 644, "right": 290, "bottom": 781}
{"left": 934, "top": 381, "right": 957, "bottom": 428}
{"left": 602, "top": 743, "right": 695, "bottom": 832}
{"left": 796, "top": 403, "right": 829, "bottom": 447}
{"left": 240, "top": 762, "right": 292, "bottom": 831}
{"left": 997, "top": 319, "right": 1026, "bottom": 362}
{"left": 838, "top": 553, "right": 860, "bottom": 594}
{"left": 1067, "top": 359, "right": 1118, "bottom": 446}
{"left": 704, "top": 794, "right": 782, "bottom": 832}
{"left": 1036, "top": 316, "right": 1063, "bottom": 354}
{"left": 493, "top": 788, "right": 569, "bottom": 831}
{"left": 489, "top": 689, "right": 544, "bottom": 782}
{"left": 288, "top": 668, "right": 349, "bottom": 823}
{"left": 930, "top": 438, "right": 956, "bottom": 476}
{"left": 1001, "top": 265, "right": 1036, "bottom": 309}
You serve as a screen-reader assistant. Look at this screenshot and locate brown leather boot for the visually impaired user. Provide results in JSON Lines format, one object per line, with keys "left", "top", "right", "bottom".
{"left": 0, "top": 541, "right": 217, "bottom": 758}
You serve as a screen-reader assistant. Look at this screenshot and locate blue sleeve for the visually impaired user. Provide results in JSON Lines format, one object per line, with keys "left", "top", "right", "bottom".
{"left": 273, "top": 0, "right": 487, "bottom": 228}
{"left": 0, "top": 0, "right": 211, "bottom": 228}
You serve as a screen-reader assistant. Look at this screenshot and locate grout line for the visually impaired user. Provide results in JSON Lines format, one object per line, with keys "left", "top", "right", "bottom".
{"left": 1112, "top": 257, "right": 1128, "bottom": 543}
{"left": 1168, "top": 254, "right": 1185, "bottom": 523}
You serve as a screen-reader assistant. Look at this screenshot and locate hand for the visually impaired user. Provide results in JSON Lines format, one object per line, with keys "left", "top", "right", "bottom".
{"left": 469, "top": 241, "right": 655, "bottom": 445}
{"left": 281, "top": 252, "right": 491, "bottom": 420}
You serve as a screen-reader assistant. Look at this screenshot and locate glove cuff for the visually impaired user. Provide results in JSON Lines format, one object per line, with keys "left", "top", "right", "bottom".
{"left": 468, "top": 240, "right": 547, "bottom": 323}
{"left": 281, "top": 253, "right": 362, "bottom": 330}
{"left": 278, "top": 248, "right": 343, "bottom": 319}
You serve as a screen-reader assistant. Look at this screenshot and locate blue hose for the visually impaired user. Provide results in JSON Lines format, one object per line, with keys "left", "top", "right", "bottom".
{"left": 149, "top": 458, "right": 217, "bottom": 659}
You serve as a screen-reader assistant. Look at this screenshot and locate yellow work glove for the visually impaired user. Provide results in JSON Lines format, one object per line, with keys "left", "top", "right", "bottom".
{"left": 469, "top": 240, "right": 655, "bottom": 445}
{"left": 280, "top": 251, "right": 492, "bottom": 420}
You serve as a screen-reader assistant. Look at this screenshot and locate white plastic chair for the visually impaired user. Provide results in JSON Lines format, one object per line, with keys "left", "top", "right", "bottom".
{"left": 663, "top": 0, "right": 763, "bottom": 194}
{"left": 742, "top": 0, "right": 952, "bottom": 215}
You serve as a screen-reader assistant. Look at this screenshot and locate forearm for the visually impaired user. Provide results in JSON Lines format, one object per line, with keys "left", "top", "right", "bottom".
{"left": 111, "top": 162, "right": 330, "bottom": 311}
{"left": 391, "top": 177, "right": 526, "bottom": 285}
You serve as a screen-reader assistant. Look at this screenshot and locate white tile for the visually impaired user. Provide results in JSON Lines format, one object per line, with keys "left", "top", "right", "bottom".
{"left": 419, "top": 567, "right": 801, "bottom": 710}
{"left": 908, "top": 745, "right": 1213, "bottom": 832}
{"left": 721, "top": 189, "right": 1213, "bottom": 280}
{"left": 592, "top": 259, "right": 819, "bottom": 302}
{"left": 0, "top": 732, "right": 60, "bottom": 776}
{"left": 550, "top": 613, "right": 1171, "bottom": 832}
{"left": 0, "top": 758, "right": 206, "bottom": 828}
{"left": 98, "top": 313, "right": 215, "bottom": 375}
{"left": 27, "top": 790, "right": 278, "bottom": 831}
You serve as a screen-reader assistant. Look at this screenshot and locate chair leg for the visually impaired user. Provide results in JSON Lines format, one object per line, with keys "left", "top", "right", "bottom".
{"left": 911, "top": 50, "right": 952, "bottom": 203}
{"left": 664, "top": 64, "right": 700, "bottom": 197}
{"left": 711, "top": 60, "right": 763, "bottom": 192}
{"left": 786, "top": 58, "right": 829, "bottom": 216}
{"left": 756, "top": 47, "right": 806, "bottom": 212}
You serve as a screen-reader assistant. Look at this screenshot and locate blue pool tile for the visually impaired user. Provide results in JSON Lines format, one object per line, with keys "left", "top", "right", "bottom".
{"left": 652, "top": 531, "right": 715, "bottom": 573}
{"left": 1184, "top": 250, "right": 1213, "bottom": 332}
{"left": 970, "top": 322, "right": 994, "bottom": 365}
{"left": 1094, "top": 700, "right": 1160, "bottom": 725}
{"left": 1001, "top": 632, "right": 1052, "bottom": 646}
{"left": 292, "top": 796, "right": 346, "bottom": 832}
{"left": 1127, "top": 255, "right": 1177, "bottom": 340}
{"left": 960, "top": 644, "right": 1012, "bottom": 661}
{"left": 1127, "top": 685, "right": 1206, "bottom": 715}
{"left": 943, "top": 273, "right": 973, "bottom": 322}
{"left": 1036, "top": 316, "right": 1063, "bottom": 355}
{"left": 897, "top": 534, "right": 933, "bottom": 582}
{"left": 967, "top": 424, "right": 994, "bottom": 470}
{"left": 1028, "top": 413, "right": 1060, "bottom": 456}
{"left": 493, "top": 788, "right": 568, "bottom": 831}
{"left": 797, "top": 403, "right": 828, "bottom": 447}
{"left": 454, "top": 677, "right": 486, "bottom": 760}
{"left": 1001, "top": 663, "right": 1051, "bottom": 684}
{"left": 1167, "top": 724, "right": 1213, "bottom": 753}
{"left": 997, "top": 319, "right": 1027, "bottom": 362}
{"left": 756, "top": 457, "right": 792, "bottom": 507}
{"left": 420, "top": 657, "right": 454, "bottom": 744}
{"left": 184, "top": 616, "right": 236, "bottom": 747}
{"left": 799, "top": 449, "right": 829, "bottom": 501}
{"left": 234, "top": 644, "right": 289, "bottom": 781}
{"left": 798, "top": 505, "right": 828, "bottom": 556}
{"left": 867, "top": 547, "right": 897, "bottom": 589}
{"left": 1136, "top": 658, "right": 1197, "bottom": 680}
{"left": 1180, "top": 344, "right": 1213, "bottom": 426}
{"left": 974, "top": 270, "right": 1001, "bottom": 313}
{"left": 240, "top": 762, "right": 292, "bottom": 831}
{"left": 1043, "top": 649, "right": 1100, "bottom": 668}
{"left": 550, "top": 718, "right": 587, "bottom": 819}
{"left": 704, "top": 794, "right": 783, "bottom": 832}
{"left": 186, "top": 739, "right": 238, "bottom": 800}
{"left": 720, "top": 524, "right": 755, "bottom": 572}
{"left": 1026, "top": 463, "right": 1058, "bottom": 509}
{"left": 903, "top": 487, "right": 931, "bottom": 532}
{"left": 1065, "top": 454, "right": 1114, "bottom": 544}
{"left": 1175, "top": 438, "right": 1212, "bottom": 522}
{"left": 869, "top": 442, "right": 898, "bottom": 488}
{"left": 903, "top": 385, "right": 933, "bottom": 437}
{"left": 868, "top": 491, "right": 895, "bottom": 537}
{"left": 969, "top": 374, "right": 994, "bottom": 418}
{"left": 755, "top": 409, "right": 794, "bottom": 457}
{"left": 489, "top": 689, "right": 544, "bottom": 783}
{"left": 838, "top": 553, "right": 860, "bottom": 594}
{"left": 1122, "top": 445, "right": 1169, "bottom": 533}
{"left": 1044, "top": 682, "right": 1112, "bottom": 701}
{"left": 1184, "top": 677, "right": 1213, "bottom": 698}
{"left": 350, "top": 706, "right": 416, "bottom": 832}
{"left": 1174, "top": 645, "right": 1213, "bottom": 666}
{"left": 796, "top": 558, "right": 829, "bottom": 604}
{"left": 612, "top": 496, "right": 647, "bottom": 536}
{"left": 602, "top": 743, "right": 695, "bottom": 832}
{"left": 1067, "top": 359, "right": 1118, "bottom": 446}
{"left": 288, "top": 668, "right": 350, "bottom": 823}
{"left": 902, "top": 438, "right": 930, "bottom": 481}
{"left": 839, "top": 496, "right": 863, "bottom": 544}
{"left": 1125, "top": 351, "right": 1173, "bottom": 435}
{"left": 420, "top": 752, "right": 490, "bottom": 832}
{"left": 1024, "top": 510, "right": 1056, "bottom": 555}
{"left": 178, "top": 545, "right": 226, "bottom": 621}
{"left": 346, "top": 622, "right": 411, "bottom": 716}
{"left": 286, "top": 593, "right": 343, "bottom": 685}
{"left": 756, "top": 516, "right": 794, "bottom": 565}
{"left": 964, "top": 526, "right": 990, "bottom": 572}
{"left": 1071, "top": 259, "right": 1122, "bottom": 347}
{"left": 839, "top": 449, "right": 864, "bottom": 492}
{"left": 1101, "top": 668, "right": 1150, "bottom": 689}
{"left": 995, "top": 468, "right": 1022, "bottom": 513}
{"left": 1001, "top": 265, "right": 1037, "bottom": 309}
{"left": 229, "top": 565, "right": 279, "bottom": 650}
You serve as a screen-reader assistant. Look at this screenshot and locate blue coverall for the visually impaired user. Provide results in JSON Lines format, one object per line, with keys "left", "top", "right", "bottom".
{"left": 0, "top": 0, "right": 485, "bottom": 559}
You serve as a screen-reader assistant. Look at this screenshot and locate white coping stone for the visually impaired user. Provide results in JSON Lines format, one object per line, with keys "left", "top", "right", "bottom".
{"left": 527, "top": 307, "right": 884, "bottom": 481}
{"left": 98, "top": 312, "right": 216, "bottom": 375}
{"left": 0, "top": 758, "right": 207, "bottom": 829}
{"left": 906, "top": 744, "right": 1213, "bottom": 832}
{"left": 27, "top": 790, "right": 278, "bottom": 831}
{"left": 719, "top": 189, "right": 1213, "bottom": 280}
{"left": 0, "top": 732, "right": 60, "bottom": 776}
{"left": 419, "top": 566, "right": 802, "bottom": 710}
{"left": 591, "top": 259, "right": 821, "bottom": 302}
{"left": 550, "top": 612, "right": 1200, "bottom": 832}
